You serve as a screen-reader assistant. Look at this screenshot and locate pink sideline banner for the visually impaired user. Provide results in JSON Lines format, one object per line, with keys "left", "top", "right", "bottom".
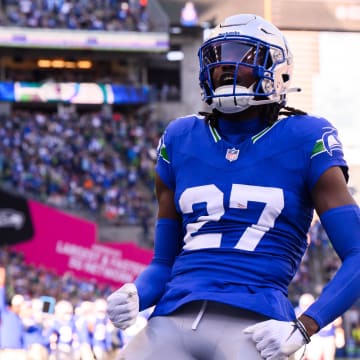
{"left": 12, "top": 200, "right": 153, "bottom": 288}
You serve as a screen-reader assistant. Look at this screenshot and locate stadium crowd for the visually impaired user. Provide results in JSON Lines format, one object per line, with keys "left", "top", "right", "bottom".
{"left": 1, "top": 0, "right": 150, "bottom": 32}
{"left": 0, "top": 108, "right": 161, "bottom": 230}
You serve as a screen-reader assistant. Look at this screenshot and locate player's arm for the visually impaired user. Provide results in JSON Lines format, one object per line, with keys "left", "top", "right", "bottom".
{"left": 134, "top": 174, "right": 182, "bottom": 310}
{"left": 244, "top": 166, "right": 359, "bottom": 359}
{"left": 299, "top": 166, "right": 360, "bottom": 335}
{"left": 107, "top": 174, "right": 182, "bottom": 329}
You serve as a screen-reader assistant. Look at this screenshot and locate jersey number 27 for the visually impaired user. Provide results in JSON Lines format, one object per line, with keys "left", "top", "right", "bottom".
{"left": 179, "top": 184, "right": 284, "bottom": 251}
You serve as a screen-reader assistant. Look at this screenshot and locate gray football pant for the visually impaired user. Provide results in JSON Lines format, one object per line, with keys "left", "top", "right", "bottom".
{"left": 117, "top": 301, "right": 269, "bottom": 360}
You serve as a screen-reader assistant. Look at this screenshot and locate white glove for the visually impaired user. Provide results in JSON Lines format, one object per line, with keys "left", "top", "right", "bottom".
{"left": 106, "top": 283, "right": 139, "bottom": 330}
{"left": 243, "top": 319, "right": 310, "bottom": 360}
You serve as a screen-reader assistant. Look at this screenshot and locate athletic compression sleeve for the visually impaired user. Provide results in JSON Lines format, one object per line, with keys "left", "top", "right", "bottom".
{"left": 304, "top": 204, "right": 360, "bottom": 329}
{"left": 135, "top": 218, "right": 182, "bottom": 310}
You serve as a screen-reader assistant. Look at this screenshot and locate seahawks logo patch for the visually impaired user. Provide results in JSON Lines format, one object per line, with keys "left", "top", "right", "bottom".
{"left": 311, "top": 127, "right": 343, "bottom": 158}
{"left": 157, "top": 133, "right": 170, "bottom": 163}
{"left": 323, "top": 128, "right": 343, "bottom": 155}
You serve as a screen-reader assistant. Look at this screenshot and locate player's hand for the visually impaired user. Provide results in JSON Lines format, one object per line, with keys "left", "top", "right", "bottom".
{"left": 106, "top": 283, "right": 139, "bottom": 330}
{"left": 243, "top": 319, "right": 310, "bottom": 360}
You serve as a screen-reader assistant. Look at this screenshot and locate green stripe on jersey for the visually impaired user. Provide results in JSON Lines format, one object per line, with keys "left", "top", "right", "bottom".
{"left": 311, "top": 139, "right": 326, "bottom": 158}
{"left": 209, "top": 123, "right": 221, "bottom": 142}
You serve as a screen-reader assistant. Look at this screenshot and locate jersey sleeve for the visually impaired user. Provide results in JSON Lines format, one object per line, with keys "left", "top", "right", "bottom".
{"left": 156, "top": 116, "right": 191, "bottom": 191}
{"left": 156, "top": 126, "right": 175, "bottom": 190}
{"left": 305, "top": 117, "right": 348, "bottom": 190}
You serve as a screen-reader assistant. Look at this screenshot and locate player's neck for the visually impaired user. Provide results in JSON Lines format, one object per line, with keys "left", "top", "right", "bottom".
{"left": 217, "top": 116, "right": 265, "bottom": 134}
{"left": 216, "top": 106, "right": 263, "bottom": 122}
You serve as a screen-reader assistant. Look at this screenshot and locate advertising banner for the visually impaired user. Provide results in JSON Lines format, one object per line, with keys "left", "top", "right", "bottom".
{"left": 0, "top": 27, "right": 169, "bottom": 52}
{"left": 0, "top": 188, "right": 34, "bottom": 246}
{"left": 12, "top": 200, "right": 153, "bottom": 288}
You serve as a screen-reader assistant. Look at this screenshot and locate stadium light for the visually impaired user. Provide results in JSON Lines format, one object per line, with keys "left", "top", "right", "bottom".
{"left": 166, "top": 51, "right": 184, "bottom": 61}
{"left": 64, "top": 61, "right": 76, "bottom": 69}
{"left": 37, "top": 59, "right": 52, "bottom": 68}
{"left": 77, "top": 60, "right": 92, "bottom": 69}
{"left": 51, "top": 59, "right": 65, "bottom": 68}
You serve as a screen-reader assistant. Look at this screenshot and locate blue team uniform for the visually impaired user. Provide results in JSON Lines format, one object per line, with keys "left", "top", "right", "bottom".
{"left": 0, "top": 287, "right": 25, "bottom": 349}
{"left": 153, "top": 114, "right": 347, "bottom": 321}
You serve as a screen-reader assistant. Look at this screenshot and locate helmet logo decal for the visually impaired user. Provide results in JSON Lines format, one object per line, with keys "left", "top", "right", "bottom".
{"left": 260, "top": 27, "right": 275, "bottom": 35}
{"left": 225, "top": 148, "right": 240, "bottom": 162}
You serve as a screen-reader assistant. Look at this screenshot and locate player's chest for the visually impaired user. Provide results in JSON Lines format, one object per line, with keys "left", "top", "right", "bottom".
{"left": 173, "top": 137, "right": 306, "bottom": 210}
{"left": 174, "top": 138, "right": 297, "bottom": 185}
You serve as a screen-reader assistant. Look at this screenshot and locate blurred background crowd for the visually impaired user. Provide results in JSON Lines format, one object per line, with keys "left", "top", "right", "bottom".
{"left": 0, "top": 108, "right": 160, "bottom": 233}
{"left": 0, "top": 0, "right": 150, "bottom": 32}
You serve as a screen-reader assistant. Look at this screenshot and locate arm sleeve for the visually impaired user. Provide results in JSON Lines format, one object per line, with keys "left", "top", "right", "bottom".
{"left": 135, "top": 218, "right": 182, "bottom": 310}
{"left": 304, "top": 204, "right": 360, "bottom": 329}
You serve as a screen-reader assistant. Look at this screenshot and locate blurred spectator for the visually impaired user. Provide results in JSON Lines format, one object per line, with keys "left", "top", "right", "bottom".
{"left": 45, "top": 300, "right": 78, "bottom": 360}
{"left": 350, "top": 321, "right": 360, "bottom": 357}
{"left": 74, "top": 300, "right": 96, "bottom": 360}
{"left": 0, "top": 266, "right": 27, "bottom": 359}
{"left": 180, "top": 1, "right": 198, "bottom": 26}
{"left": 91, "top": 298, "right": 119, "bottom": 360}
{"left": 308, "top": 218, "right": 333, "bottom": 260}
{"left": 21, "top": 298, "right": 50, "bottom": 360}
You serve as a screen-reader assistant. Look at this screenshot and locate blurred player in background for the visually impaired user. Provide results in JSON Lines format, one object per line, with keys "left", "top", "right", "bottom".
{"left": 45, "top": 300, "right": 78, "bottom": 360}
{"left": 0, "top": 266, "right": 27, "bottom": 359}
{"left": 107, "top": 13, "right": 360, "bottom": 360}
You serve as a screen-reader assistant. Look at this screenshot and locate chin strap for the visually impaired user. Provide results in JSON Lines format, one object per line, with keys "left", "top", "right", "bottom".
{"left": 248, "top": 87, "right": 302, "bottom": 106}
{"left": 210, "top": 86, "right": 302, "bottom": 113}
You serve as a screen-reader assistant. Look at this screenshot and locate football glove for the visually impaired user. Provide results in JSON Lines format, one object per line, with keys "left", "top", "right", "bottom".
{"left": 106, "top": 283, "right": 139, "bottom": 330}
{"left": 243, "top": 319, "right": 311, "bottom": 360}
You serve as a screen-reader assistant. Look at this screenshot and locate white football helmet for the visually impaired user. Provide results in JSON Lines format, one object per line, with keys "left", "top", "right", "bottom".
{"left": 198, "top": 14, "right": 295, "bottom": 113}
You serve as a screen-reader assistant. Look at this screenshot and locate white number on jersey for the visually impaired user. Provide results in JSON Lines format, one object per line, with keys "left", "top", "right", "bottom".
{"left": 179, "top": 184, "right": 284, "bottom": 251}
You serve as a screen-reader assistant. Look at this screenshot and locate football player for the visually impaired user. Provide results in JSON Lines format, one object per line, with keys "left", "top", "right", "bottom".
{"left": 107, "top": 13, "right": 360, "bottom": 360}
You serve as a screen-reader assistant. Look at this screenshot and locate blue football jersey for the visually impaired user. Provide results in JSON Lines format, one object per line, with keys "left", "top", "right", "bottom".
{"left": 153, "top": 114, "right": 347, "bottom": 321}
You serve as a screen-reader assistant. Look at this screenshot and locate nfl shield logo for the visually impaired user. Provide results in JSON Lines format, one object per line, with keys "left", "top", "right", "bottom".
{"left": 225, "top": 148, "right": 239, "bottom": 162}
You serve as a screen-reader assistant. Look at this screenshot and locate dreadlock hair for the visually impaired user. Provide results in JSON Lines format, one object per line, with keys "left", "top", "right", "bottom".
{"left": 263, "top": 103, "right": 308, "bottom": 125}
{"left": 199, "top": 103, "right": 307, "bottom": 128}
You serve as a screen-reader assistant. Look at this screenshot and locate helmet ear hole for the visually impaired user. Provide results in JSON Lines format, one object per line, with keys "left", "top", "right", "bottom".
{"left": 282, "top": 74, "right": 290, "bottom": 83}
